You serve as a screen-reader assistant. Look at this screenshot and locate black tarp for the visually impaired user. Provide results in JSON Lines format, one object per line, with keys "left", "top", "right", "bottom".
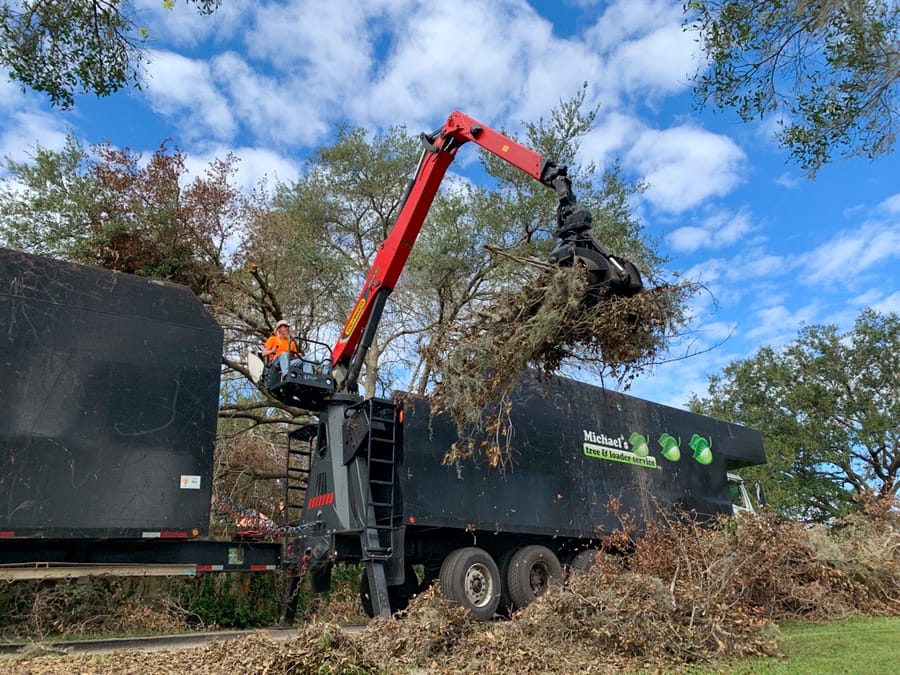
{"left": 0, "top": 249, "right": 222, "bottom": 537}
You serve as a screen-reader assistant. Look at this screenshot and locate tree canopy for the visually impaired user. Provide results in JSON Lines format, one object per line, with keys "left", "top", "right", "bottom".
{"left": 0, "top": 0, "right": 220, "bottom": 108}
{"left": 690, "top": 309, "right": 899, "bottom": 521}
{"left": 0, "top": 92, "right": 682, "bottom": 511}
{"left": 686, "top": 0, "right": 900, "bottom": 176}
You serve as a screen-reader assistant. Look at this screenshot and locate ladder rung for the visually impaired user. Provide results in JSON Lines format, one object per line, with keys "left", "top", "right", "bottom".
{"left": 369, "top": 457, "right": 393, "bottom": 465}
{"left": 370, "top": 479, "right": 393, "bottom": 486}
{"left": 370, "top": 501, "right": 393, "bottom": 508}
{"left": 287, "top": 485, "right": 306, "bottom": 490}
{"left": 287, "top": 467, "right": 309, "bottom": 474}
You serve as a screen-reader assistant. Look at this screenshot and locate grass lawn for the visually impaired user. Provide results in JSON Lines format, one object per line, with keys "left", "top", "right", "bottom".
{"left": 699, "top": 616, "right": 900, "bottom": 674}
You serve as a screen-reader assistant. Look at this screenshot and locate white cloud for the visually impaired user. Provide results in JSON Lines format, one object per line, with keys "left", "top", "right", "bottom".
{"left": 361, "top": 0, "right": 553, "bottom": 130}
{"left": 627, "top": 125, "right": 746, "bottom": 213}
{"left": 606, "top": 25, "right": 697, "bottom": 98}
{"left": 745, "top": 302, "right": 821, "bottom": 346}
{"left": 668, "top": 208, "right": 755, "bottom": 253}
{"left": 871, "top": 291, "right": 900, "bottom": 314}
{"left": 775, "top": 172, "right": 801, "bottom": 189}
{"left": 844, "top": 288, "right": 900, "bottom": 317}
{"left": 183, "top": 145, "right": 302, "bottom": 194}
{"left": 0, "top": 77, "right": 27, "bottom": 112}
{"left": 0, "top": 111, "right": 70, "bottom": 163}
{"left": 0, "top": 77, "right": 71, "bottom": 165}
{"left": 143, "top": 50, "right": 236, "bottom": 142}
{"left": 509, "top": 38, "right": 606, "bottom": 125}
{"left": 799, "top": 221, "right": 900, "bottom": 287}
{"left": 246, "top": 0, "right": 383, "bottom": 76}
{"left": 578, "top": 112, "right": 644, "bottom": 168}
{"left": 586, "top": 0, "right": 684, "bottom": 52}
{"left": 877, "top": 192, "right": 900, "bottom": 215}
{"left": 133, "top": 0, "right": 254, "bottom": 48}
{"left": 668, "top": 226, "right": 708, "bottom": 253}
{"left": 211, "top": 53, "right": 329, "bottom": 147}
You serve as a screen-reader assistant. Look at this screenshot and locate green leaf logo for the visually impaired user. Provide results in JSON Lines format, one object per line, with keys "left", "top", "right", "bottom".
{"left": 628, "top": 432, "right": 649, "bottom": 457}
{"left": 658, "top": 433, "right": 681, "bottom": 462}
{"left": 689, "top": 434, "right": 713, "bottom": 465}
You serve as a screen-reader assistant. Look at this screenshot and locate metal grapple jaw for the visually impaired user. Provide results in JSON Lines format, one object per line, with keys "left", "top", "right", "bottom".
{"left": 540, "top": 163, "right": 644, "bottom": 300}
{"left": 548, "top": 206, "right": 644, "bottom": 301}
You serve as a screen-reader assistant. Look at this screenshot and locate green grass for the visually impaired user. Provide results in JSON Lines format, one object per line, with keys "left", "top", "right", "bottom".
{"left": 693, "top": 616, "right": 900, "bottom": 674}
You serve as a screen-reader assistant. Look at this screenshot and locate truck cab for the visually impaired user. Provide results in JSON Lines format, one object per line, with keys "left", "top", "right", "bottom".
{"left": 728, "top": 472, "right": 766, "bottom": 514}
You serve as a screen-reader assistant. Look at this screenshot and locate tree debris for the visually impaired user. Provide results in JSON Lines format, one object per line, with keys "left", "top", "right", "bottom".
{"left": 423, "top": 263, "right": 699, "bottom": 465}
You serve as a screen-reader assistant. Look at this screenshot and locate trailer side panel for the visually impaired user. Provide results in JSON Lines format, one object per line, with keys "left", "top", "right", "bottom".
{"left": 0, "top": 249, "right": 222, "bottom": 538}
{"left": 397, "top": 374, "right": 765, "bottom": 538}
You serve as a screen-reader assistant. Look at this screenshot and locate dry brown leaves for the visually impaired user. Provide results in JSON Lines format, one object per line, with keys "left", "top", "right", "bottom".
{"left": 0, "top": 579, "right": 189, "bottom": 641}
{"left": 425, "top": 265, "right": 698, "bottom": 465}
{"left": 1, "top": 627, "right": 377, "bottom": 675}
{"left": 4, "top": 505, "right": 896, "bottom": 674}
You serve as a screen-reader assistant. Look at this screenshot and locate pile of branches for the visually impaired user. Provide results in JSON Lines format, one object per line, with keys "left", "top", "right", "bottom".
{"left": 424, "top": 263, "right": 699, "bottom": 464}
{"left": 0, "top": 578, "right": 189, "bottom": 641}
{"left": 6, "top": 501, "right": 898, "bottom": 674}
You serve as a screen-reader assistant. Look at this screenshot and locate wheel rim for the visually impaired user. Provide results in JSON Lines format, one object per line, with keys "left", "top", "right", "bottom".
{"left": 529, "top": 562, "right": 550, "bottom": 595}
{"left": 463, "top": 562, "right": 494, "bottom": 608}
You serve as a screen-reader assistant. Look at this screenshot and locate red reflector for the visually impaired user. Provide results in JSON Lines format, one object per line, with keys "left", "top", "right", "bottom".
{"left": 408, "top": 516, "right": 416, "bottom": 524}
{"left": 308, "top": 492, "right": 335, "bottom": 509}
{"left": 195, "top": 564, "right": 213, "bottom": 572}
{"left": 0, "top": 531, "right": 15, "bottom": 538}
{"left": 160, "top": 531, "right": 189, "bottom": 539}
{"left": 250, "top": 565, "right": 272, "bottom": 571}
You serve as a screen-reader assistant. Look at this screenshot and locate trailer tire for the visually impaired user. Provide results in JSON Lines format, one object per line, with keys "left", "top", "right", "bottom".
{"left": 496, "top": 547, "right": 516, "bottom": 615}
{"left": 506, "top": 545, "right": 563, "bottom": 610}
{"left": 359, "top": 564, "right": 420, "bottom": 618}
{"left": 568, "top": 549, "right": 600, "bottom": 574}
{"left": 439, "top": 547, "right": 501, "bottom": 620}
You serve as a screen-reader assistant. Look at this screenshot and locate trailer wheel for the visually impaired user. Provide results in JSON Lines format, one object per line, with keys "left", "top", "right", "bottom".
{"left": 359, "top": 564, "right": 420, "bottom": 618}
{"left": 439, "top": 547, "right": 501, "bottom": 620}
{"left": 496, "top": 547, "right": 516, "bottom": 615}
{"left": 568, "top": 549, "right": 600, "bottom": 574}
{"left": 506, "top": 545, "right": 563, "bottom": 610}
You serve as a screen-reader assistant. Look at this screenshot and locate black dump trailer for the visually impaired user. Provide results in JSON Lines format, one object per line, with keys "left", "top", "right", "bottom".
{"left": 0, "top": 249, "right": 279, "bottom": 576}
{"left": 290, "top": 374, "right": 766, "bottom": 618}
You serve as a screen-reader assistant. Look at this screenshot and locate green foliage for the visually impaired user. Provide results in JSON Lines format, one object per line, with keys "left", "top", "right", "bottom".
{"left": 0, "top": 134, "right": 98, "bottom": 257}
{"left": 690, "top": 309, "right": 900, "bottom": 521}
{"left": 686, "top": 0, "right": 900, "bottom": 175}
{"left": 179, "top": 573, "right": 282, "bottom": 629}
{"left": 0, "top": 0, "right": 221, "bottom": 108}
{"left": 242, "top": 124, "right": 423, "bottom": 397}
{"left": 0, "top": 137, "right": 242, "bottom": 296}
{"left": 408, "top": 87, "right": 671, "bottom": 396}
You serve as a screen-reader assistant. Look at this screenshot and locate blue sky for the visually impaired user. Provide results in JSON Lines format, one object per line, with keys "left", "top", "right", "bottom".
{"left": 1, "top": 0, "right": 898, "bottom": 409}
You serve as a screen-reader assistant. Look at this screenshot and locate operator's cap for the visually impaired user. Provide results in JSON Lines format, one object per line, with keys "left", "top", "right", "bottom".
{"left": 275, "top": 319, "right": 290, "bottom": 330}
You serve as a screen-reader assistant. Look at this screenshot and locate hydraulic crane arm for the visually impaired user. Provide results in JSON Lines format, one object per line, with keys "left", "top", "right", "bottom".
{"left": 332, "top": 111, "right": 642, "bottom": 393}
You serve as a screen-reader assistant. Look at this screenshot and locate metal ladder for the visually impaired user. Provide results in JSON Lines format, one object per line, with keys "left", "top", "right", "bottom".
{"left": 360, "top": 399, "right": 399, "bottom": 559}
{"left": 284, "top": 424, "right": 317, "bottom": 525}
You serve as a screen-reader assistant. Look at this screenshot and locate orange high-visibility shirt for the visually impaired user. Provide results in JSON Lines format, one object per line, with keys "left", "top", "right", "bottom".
{"left": 263, "top": 335, "right": 299, "bottom": 362}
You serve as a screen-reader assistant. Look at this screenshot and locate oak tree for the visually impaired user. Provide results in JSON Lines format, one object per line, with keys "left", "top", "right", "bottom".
{"left": 687, "top": 0, "right": 900, "bottom": 175}
{"left": 690, "top": 309, "right": 899, "bottom": 521}
{"left": 0, "top": 0, "right": 220, "bottom": 108}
